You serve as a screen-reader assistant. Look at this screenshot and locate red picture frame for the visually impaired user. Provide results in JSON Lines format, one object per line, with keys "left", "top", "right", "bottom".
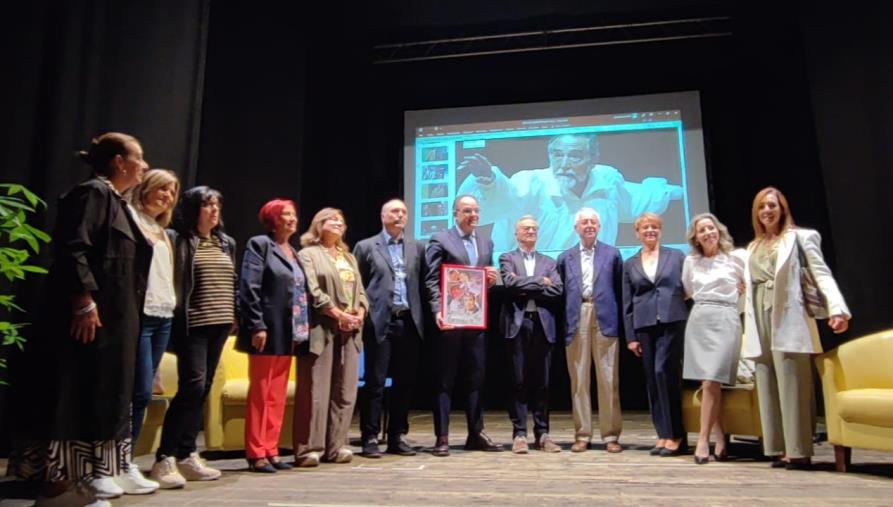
{"left": 441, "top": 263, "right": 488, "bottom": 329}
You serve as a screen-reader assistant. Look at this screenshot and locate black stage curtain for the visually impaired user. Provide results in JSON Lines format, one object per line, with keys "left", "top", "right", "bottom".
{"left": 1, "top": 2, "right": 890, "bottom": 439}
{"left": 0, "top": 0, "right": 209, "bottom": 453}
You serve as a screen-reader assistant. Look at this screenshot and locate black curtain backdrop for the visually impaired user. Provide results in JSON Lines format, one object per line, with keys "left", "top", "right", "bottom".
{"left": 0, "top": 0, "right": 209, "bottom": 451}
{"left": 2, "top": 1, "right": 891, "bottom": 448}
{"left": 195, "top": 1, "right": 308, "bottom": 248}
{"left": 798, "top": 4, "right": 893, "bottom": 341}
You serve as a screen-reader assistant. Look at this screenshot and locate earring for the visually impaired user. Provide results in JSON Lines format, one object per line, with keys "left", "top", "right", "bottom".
{"left": 123, "top": 169, "right": 128, "bottom": 176}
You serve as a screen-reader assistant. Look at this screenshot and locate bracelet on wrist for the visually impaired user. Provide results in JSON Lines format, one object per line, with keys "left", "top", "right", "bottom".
{"left": 74, "top": 301, "right": 96, "bottom": 316}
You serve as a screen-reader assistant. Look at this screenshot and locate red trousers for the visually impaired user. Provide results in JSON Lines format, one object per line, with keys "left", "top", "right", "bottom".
{"left": 245, "top": 355, "right": 293, "bottom": 459}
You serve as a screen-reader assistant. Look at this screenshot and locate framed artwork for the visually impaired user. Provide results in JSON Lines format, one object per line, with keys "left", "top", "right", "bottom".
{"left": 441, "top": 264, "right": 487, "bottom": 329}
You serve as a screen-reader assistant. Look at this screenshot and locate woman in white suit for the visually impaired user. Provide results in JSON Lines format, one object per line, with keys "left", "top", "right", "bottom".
{"left": 742, "top": 187, "right": 850, "bottom": 470}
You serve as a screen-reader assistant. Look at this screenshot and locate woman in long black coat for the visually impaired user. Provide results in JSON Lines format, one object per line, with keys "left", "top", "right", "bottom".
{"left": 29, "top": 132, "right": 151, "bottom": 505}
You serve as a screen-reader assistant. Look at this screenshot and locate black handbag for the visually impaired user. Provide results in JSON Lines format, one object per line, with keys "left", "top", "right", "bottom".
{"left": 794, "top": 234, "right": 828, "bottom": 319}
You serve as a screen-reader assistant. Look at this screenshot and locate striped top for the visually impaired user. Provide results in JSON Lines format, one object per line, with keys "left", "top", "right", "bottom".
{"left": 188, "top": 235, "right": 236, "bottom": 328}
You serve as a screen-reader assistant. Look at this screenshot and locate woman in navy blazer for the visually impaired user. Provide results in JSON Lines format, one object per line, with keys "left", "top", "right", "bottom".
{"left": 238, "top": 199, "right": 309, "bottom": 473}
{"left": 621, "top": 213, "right": 689, "bottom": 456}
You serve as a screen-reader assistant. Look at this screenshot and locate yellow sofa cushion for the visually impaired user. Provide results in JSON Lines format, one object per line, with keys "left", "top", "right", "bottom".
{"left": 221, "top": 379, "right": 296, "bottom": 406}
{"left": 837, "top": 389, "right": 893, "bottom": 427}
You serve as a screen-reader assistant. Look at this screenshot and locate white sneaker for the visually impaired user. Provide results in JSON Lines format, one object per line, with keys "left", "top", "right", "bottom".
{"left": 115, "top": 463, "right": 160, "bottom": 494}
{"left": 88, "top": 476, "right": 124, "bottom": 499}
{"left": 295, "top": 452, "right": 320, "bottom": 467}
{"left": 333, "top": 448, "right": 353, "bottom": 463}
{"left": 34, "top": 482, "right": 111, "bottom": 507}
{"left": 177, "top": 452, "right": 222, "bottom": 481}
{"left": 149, "top": 456, "right": 187, "bottom": 489}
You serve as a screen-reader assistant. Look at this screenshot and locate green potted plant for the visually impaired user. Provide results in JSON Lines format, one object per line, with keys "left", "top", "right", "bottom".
{"left": 0, "top": 184, "right": 50, "bottom": 385}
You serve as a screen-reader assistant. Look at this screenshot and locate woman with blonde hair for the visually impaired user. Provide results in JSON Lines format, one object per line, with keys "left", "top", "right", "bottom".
{"left": 293, "top": 208, "right": 368, "bottom": 467}
{"left": 122, "top": 169, "right": 181, "bottom": 494}
{"left": 681, "top": 212, "right": 745, "bottom": 464}
{"left": 621, "top": 212, "right": 689, "bottom": 457}
{"left": 742, "top": 187, "right": 850, "bottom": 470}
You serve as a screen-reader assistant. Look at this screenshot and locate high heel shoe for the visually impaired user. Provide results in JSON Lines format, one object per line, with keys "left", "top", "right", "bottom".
{"left": 268, "top": 456, "right": 292, "bottom": 471}
{"left": 660, "top": 446, "right": 685, "bottom": 457}
{"left": 784, "top": 458, "right": 812, "bottom": 471}
{"left": 693, "top": 454, "right": 709, "bottom": 465}
{"left": 713, "top": 448, "right": 729, "bottom": 462}
{"left": 247, "top": 458, "right": 276, "bottom": 473}
{"left": 649, "top": 446, "right": 665, "bottom": 456}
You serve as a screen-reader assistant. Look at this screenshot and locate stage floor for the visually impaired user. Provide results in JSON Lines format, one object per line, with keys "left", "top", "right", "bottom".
{"left": 3, "top": 412, "right": 892, "bottom": 506}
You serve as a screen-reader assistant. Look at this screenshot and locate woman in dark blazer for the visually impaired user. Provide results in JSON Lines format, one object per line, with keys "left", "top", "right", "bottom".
{"left": 621, "top": 212, "right": 689, "bottom": 456}
{"left": 238, "top": 199, "right": 308, "bottom": 473}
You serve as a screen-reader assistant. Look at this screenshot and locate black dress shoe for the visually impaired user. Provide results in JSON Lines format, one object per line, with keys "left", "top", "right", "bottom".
{"left": 248, "top": 458, "right": 276, "bottom": 473}
{"left": 770, "top": 458, "right": 787, "bottom": 468}
{"left": 649, "top": 446, "right": 665, "bottom": 456}
{"left": 465, "top": 431, "right": 503, "bottom": 452}
{"left": 432, "top": 436, "right": 450, "bottom": 457}
{"left": 713, "top": 449, "right": 729, "bottom": 462}
{"left": 386, "top": 438, "right": 417, "bottom": 456}
{"left": 362, "top": 439, "right": 382, "bottom": 458}
{"left": 268, "top": 456, "right": 292, "bottom": 470}
{"left": 693, "top": 455, "right": 709, "bottom": 465}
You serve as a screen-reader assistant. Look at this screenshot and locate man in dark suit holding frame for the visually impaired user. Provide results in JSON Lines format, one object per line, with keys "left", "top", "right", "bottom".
{"left": 499, "top": 215, "right": 563, "bottom": 454}
{"left": 353, "top": 199, "right": 426, "bottom": 458}
{"left": 425, "top": 195, "right": 502, "bottom": 457}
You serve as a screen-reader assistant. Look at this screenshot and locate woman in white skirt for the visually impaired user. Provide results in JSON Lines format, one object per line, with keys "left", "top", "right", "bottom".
{"left": 682, "top": 213, "right": 745, "bottom": 464}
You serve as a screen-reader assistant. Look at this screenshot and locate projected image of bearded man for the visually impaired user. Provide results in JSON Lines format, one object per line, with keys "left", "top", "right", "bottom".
{"left": 457, "top": 133, "right": 683, "bottom": 254}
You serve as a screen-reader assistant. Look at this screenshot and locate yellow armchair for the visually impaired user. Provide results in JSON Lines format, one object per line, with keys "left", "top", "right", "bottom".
{"left": 816, "top": 328, "right": 893, "bottom": 472}
{"left": 133, "top": 352, "right": 179, "bottom": 456}
{"left": 682, "top": 383, "right": 762, "bottom": 438}
{"left": 204, "top": 336, "right": 297, "bottom": 452}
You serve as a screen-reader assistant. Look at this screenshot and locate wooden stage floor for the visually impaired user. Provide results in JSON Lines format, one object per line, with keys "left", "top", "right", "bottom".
{"left": 3, "top": 412, "right": 892, "bottom": 506}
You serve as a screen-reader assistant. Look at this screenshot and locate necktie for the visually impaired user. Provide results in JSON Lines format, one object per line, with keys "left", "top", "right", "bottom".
{"left": 464, "top": 234, "right": 478, "bottom": 266}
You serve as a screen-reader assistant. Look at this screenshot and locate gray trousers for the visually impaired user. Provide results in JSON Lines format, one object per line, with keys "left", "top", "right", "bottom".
{"left": 755, "top": 334, "right": 816, "bottom": 458}
{"left": 293, "top": 334, "right": 360, "bottom": 461}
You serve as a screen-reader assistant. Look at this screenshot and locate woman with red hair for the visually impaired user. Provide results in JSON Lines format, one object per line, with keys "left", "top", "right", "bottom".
{"left": 237, "top": 198, "right": 309, "bottom": 472}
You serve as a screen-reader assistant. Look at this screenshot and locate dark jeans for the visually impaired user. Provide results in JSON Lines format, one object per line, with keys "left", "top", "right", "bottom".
{"left": 637, "top": 321, "right": 685, "bottom": 439}
{"left": 156, "top": 324, "right": 230, "bottom": 460}
{"left": 433, "top": 329, "right": 486, "bottom": 438}
{"left": 359, "top": 313, "right": 421, "bottom": 443}
{"left": 132, "top": 315, "right": 173, "bottom": 444}
{"left": 507, "top": 313, "right": 553, "bottom": 439}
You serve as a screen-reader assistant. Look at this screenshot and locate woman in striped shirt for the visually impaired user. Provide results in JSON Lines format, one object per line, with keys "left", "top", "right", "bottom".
{"left": 150, "top": 186, "right": 237, "bottom": 489}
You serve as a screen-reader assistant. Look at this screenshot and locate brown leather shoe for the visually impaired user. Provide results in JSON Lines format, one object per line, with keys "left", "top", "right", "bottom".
{"left": 511, "top": 436, "right": 529, "bottom": 454}
{"left": 465, "top": 431, "right": 503, "bottom": 452}
{"left": 605, "top": 442, "right": 623, "bottom": 453}
{"left": 571, "top": 440, "right": 590, "bottom": 453}
{"left": 432, "top": 436, "right": 450, "bottom": 457}
{"left": 535, "top": 434, "right": 561, "bottom": 453}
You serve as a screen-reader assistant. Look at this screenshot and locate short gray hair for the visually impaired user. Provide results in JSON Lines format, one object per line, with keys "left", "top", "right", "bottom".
{"left": 575, "top": 207, "right": 601, "bottom": 225}
{"left": 515, "top": 214, "right": 538, "bottom": 228}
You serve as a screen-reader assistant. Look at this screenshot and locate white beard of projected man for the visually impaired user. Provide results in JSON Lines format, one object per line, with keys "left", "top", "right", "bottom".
{"left": 457, "top": 133, "right": 683, "bottom": 256}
